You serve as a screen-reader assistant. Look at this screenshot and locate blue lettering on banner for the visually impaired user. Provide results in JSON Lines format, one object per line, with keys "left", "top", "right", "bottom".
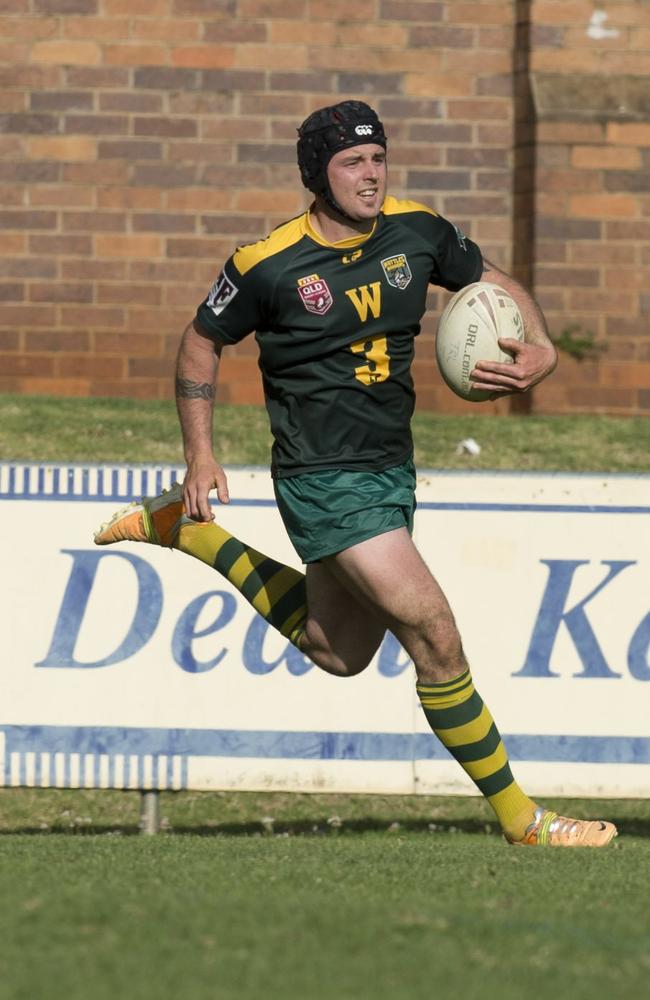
{"left": 35, "top": 550, "right": 650, "bottom": 681}
{"left": 172, "top": 590, "right": 237, "bottom": 673}
{"left": 36, "top": 549, "right": 162, "bottom": 669}
{"left": 514, "top": 559, "right": 635, "bottom": 679}
{"left": 37, "top": 550, "right": 413, "bottom": 677}
{"left": 243, "top": 616, "right": 313, "bottom": 675}
{"left": 628, "top": 612, "right": 650, "bottom": 681}
{"left": 377, "top": 632, "right": 412, "bottom": 677}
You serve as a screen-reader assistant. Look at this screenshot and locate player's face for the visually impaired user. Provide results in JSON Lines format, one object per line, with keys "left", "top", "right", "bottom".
{"left": 326, "top": 144, "right": 387, "bottom": 222}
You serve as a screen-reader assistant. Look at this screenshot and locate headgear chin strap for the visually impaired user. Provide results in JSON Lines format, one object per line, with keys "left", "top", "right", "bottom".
{"left": 297, "top": 100, "right": 387, "bottom": 221}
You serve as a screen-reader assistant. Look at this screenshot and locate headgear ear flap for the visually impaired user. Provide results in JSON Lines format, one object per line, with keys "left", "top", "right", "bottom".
{"left": 297, "top": 101, "right": 387, "bottom": 220}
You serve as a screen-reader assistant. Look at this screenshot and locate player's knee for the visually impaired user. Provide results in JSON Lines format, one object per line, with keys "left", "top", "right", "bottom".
{"left": 415, "top": 652, "right": 467, "bottom": 685}
{"left": 410, "top": 611, "right": 466, "bottom": 679}
{"left": 434, "top": 619, "right": 464, "bottom": 660}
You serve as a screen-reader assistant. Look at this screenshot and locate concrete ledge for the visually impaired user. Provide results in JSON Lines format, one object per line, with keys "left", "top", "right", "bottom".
{"left": 531, "top": 73, "right": 650, "bottom": 122}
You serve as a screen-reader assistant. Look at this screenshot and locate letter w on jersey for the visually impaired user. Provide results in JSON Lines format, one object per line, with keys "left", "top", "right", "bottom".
{"left": 345, "top": 282, "right": 382, "bottom": 322}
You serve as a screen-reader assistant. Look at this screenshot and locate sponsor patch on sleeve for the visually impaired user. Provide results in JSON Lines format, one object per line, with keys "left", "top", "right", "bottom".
{"left": 206, "top": 269, "right": 238, "bottom": 316}
{"left": 452, "top": 224, "right": 468, "bottom": 252}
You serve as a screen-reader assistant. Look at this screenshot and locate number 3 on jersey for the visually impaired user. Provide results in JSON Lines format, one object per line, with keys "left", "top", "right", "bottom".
{"left": 350, "top": 335, "right": 391, "bottom": 385}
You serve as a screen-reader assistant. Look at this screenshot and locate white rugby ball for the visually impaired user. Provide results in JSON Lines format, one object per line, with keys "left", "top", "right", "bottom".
{"left": 435, "top": 282, "right": 524, "bottom": 402}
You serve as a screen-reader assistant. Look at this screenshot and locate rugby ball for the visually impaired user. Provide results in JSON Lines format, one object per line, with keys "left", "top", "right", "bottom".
{"left": 435, "top": 282, "right": 524, "bottom": 402}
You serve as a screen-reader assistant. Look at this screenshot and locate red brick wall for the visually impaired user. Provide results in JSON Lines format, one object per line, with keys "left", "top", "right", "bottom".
{"left": 0, "top": 0, "right": 647, "bottom": 414}
{"left": 529, "top": 1, "right": 650, "bottom": 415}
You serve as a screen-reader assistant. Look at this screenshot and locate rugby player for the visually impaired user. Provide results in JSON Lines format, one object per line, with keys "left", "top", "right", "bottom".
{"left": 96, "top": 101, "right": 615, "bottom": 847}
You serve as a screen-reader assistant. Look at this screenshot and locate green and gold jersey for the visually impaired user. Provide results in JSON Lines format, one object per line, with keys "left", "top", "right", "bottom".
{"left": 195, "top": 196, "right": 482, "bottom": 478}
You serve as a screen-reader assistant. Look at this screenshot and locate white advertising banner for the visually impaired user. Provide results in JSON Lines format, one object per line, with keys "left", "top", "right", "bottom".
{"left": 2, "top": 462, "right": 649, "bottom": 799}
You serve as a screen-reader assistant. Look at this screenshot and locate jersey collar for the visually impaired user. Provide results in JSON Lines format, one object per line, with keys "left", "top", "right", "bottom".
{"left": 304, "top": 208, "right": 378, "bottom": 250}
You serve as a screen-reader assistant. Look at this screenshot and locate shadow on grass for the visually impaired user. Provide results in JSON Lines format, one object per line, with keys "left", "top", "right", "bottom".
{"left": 168, "top": 815, "right": 650, "bottom": 840}
{"left": 0, "top": 818, "right": 489, "bottom": 838}
{"left": 4, "top": 815, "right": 650, "bottom": 839}
{"left": 171, "top": 816, "right": 495, "bottom": 837}
{"left": 0, "top": 825, "right": 142, "bottom": 837}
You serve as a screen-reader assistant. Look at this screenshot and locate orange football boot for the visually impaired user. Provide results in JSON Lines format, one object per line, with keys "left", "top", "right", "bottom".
{"left": 506, "top": 807, "right": 617, "bottom": 848}
{"left": 94, "top": 482, "right": 187, "bottom": 548}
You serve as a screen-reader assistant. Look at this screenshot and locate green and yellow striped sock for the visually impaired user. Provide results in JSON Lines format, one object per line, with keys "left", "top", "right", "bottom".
{"left": 417, "top": 668, "right": 537, "bottom": 840}
{"left": 176, "top": 520, "right": 307, "bottom": 648}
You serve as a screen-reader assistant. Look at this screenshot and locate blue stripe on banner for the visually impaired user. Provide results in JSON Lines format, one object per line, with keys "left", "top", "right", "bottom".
{"left": 1, "top": 463, "right": 649, "bottom": 513}
{"left": 2, "top": 725, "right": 649, "bottom": 765}
{"left": 417, "top": 502, "right": 650, "bottom": 514}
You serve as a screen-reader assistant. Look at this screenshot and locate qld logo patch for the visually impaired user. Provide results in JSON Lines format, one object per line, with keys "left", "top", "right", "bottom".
{"left": 297, "top": 273, "right": 333, "bottom": 316}
{"left": 381, "top": 253, "right": 412, "bottom": 290}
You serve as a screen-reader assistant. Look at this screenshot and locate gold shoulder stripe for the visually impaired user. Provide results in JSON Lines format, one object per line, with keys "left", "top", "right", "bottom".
{"left": 232, "top": 214, "right": 308, "bottom": 276}
{"left": 382, "top": 195, "right": 438, "bottom": 218}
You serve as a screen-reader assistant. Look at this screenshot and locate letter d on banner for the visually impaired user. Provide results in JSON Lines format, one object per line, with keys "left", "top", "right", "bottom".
{"left": 36, "top": 550, "right": 162, "bottom": 669}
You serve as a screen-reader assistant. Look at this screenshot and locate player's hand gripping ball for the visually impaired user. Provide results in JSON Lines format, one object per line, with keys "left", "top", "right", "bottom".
{"left": 435, "top": 282, "right": 524, "bottom": 402}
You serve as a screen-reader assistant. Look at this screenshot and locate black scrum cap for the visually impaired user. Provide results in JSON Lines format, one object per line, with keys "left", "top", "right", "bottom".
{"left": 296, "top": 100, "right": 387, "bottom": 218}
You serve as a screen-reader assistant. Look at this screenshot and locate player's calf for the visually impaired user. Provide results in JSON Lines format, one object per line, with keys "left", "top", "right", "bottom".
{"left": 95, "top": 482, "right": 309, "bottom": 650}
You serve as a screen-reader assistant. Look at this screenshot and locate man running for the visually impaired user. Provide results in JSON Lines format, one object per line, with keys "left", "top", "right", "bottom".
{"left": 96, "top": 100, "right": 616, "bottom": 848}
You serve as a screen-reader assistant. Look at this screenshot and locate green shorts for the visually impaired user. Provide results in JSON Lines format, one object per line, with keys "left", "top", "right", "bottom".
{"left": 273, "top": 459, "right": 416, "bottom": 564}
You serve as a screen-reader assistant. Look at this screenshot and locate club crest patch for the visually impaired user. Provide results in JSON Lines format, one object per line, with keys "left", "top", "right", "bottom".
{"left": 297, "top": 273, "right": 333, "bottom": 316}
{"left": 380, "top": 253, "right": 412, "bottom": 290}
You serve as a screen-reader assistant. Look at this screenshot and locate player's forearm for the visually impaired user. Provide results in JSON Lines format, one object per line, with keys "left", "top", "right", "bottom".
{"left": 175, "top": 321, "right": 220, "bottom": 463}
{"left": 481, "top": 260, "right": 557, "bottom": 358}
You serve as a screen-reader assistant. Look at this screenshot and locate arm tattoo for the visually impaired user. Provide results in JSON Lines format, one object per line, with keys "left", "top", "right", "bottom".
{"left": 175, "top": 377, "right": 215, "bottom": 401}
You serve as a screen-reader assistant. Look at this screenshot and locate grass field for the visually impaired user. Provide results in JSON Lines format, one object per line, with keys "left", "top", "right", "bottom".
{"left": 1, "top": 392, "right": 649, "bottom": 471}
{"left": 1, "top": 789, "right": 650, "bottom": 1000}
{"left": 1, "top": 394, "right": 649, "bottom": 999}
